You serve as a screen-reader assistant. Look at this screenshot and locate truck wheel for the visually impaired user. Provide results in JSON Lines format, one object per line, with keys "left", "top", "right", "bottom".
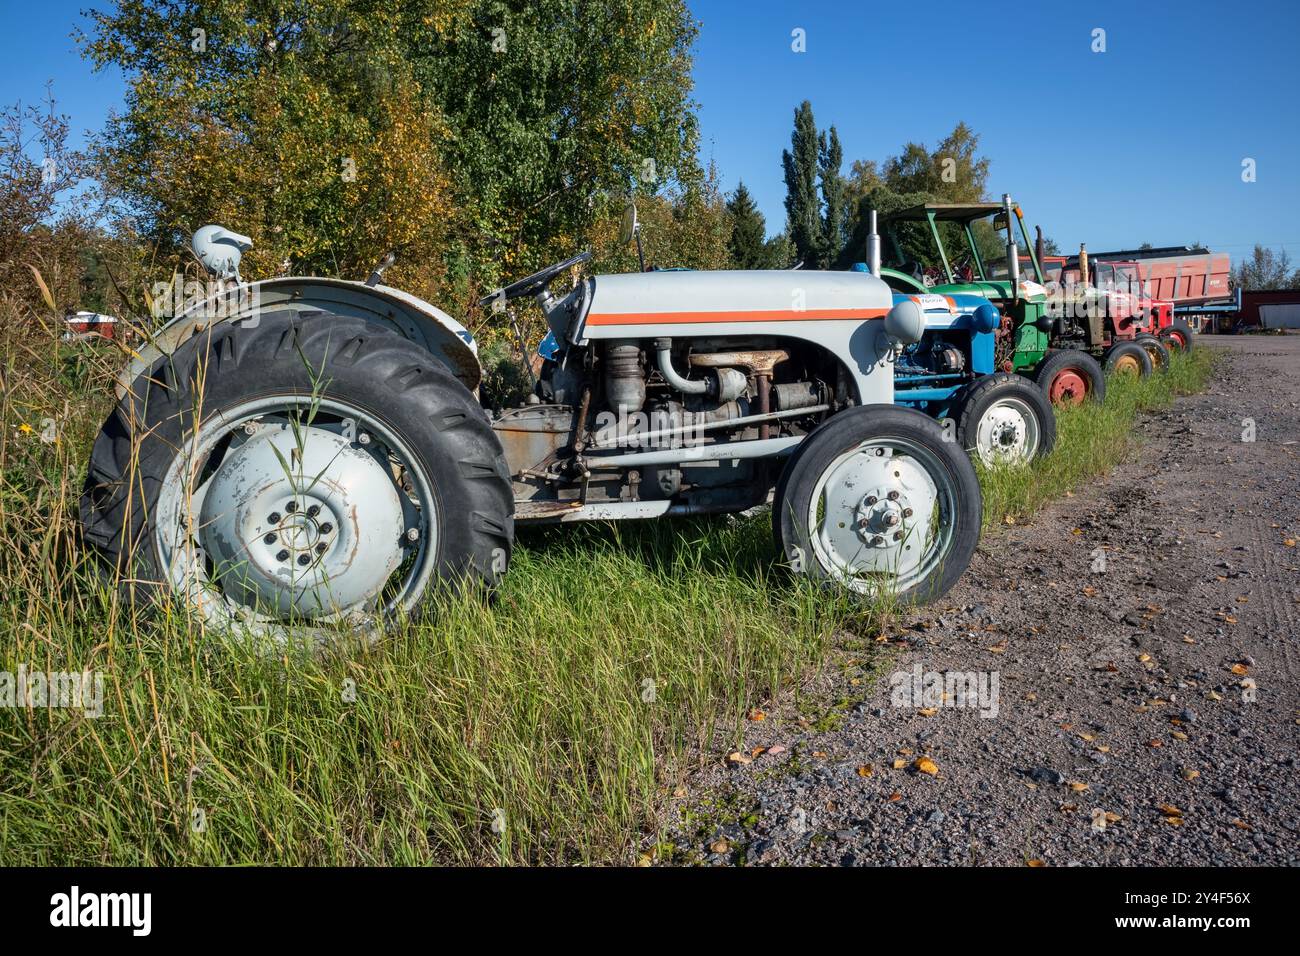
{"left": 955, "top": 373, "right": 1056, "bottom": 466}
{"left": 80, "top": 310, "right": 513, "bottom": 644}
{"left": 1104, "top": 341, "right": 1152, "bottom": 378}
{"left": 773, "top": 405, "right": 981, "bottom": 605}
{"left": 1159, "top": 319, "right": 1195, "bottom": 353}
{"left": 1136, "top": 334, "right": 1171, "bottom": 371}
{"left": 1033, "top": 350, "right": 1106, "bottom": 407}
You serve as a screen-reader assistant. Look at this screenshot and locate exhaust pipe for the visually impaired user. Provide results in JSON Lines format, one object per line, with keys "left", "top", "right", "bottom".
{"left": 1003, "top": 193, "right": 1019, "bottom": 300}
{"left": 867, "top": 210, "right": 881, "bottom": 277}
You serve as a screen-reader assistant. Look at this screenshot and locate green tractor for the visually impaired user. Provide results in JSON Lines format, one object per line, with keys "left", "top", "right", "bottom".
{"left": 878, "top": 195, "right": 1105, "bottom": 407}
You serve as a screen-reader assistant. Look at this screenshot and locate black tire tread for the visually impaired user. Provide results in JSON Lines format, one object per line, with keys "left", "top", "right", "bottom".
{"left": 955, "top": 372, "right": 1057, "bottom": 461}
{"left": 80, "top": 310, "right": 513, "bottom": 620}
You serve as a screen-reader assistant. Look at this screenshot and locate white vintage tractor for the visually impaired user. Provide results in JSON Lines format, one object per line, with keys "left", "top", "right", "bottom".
{"left": 80, "top": 210, "right": 982, "bottom": 642}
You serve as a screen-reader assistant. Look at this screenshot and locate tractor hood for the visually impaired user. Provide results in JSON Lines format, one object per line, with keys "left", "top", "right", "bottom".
{"left": 936, "top": 279, "right": 1048, "bottom": 303}
{"left": 577, "top": 269, "right": 894, "bottom": 338}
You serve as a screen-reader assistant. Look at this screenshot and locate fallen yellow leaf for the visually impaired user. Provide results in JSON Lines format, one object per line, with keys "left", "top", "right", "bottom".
{"left": 1026, "top": 859, "right": 1046, "bottom": 867}
{"left": 856, "top": 764, "right": 873, "bottom": 777}
{"left": 914, "top": 757, "right": 939, "bottom": 776}
{"left": 1068, "top": 781, "right": 1089, "bottom": 792}
{"left": 918, "top": 707, "right": 938, "bottom": 717}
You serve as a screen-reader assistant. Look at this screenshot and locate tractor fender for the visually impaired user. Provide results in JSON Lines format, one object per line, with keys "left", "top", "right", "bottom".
{"left": 117, "top": 276, "right": 481, "bottom": 398}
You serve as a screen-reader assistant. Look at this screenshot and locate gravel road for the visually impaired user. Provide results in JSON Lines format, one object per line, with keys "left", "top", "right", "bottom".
{"left": 662, "top": 335, "right": 1300, "bottom": 866}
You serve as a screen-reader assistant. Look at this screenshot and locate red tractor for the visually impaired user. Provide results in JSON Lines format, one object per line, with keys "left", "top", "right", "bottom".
{"left": 1043, "top": 247, "right": 1192, "bottom": 380}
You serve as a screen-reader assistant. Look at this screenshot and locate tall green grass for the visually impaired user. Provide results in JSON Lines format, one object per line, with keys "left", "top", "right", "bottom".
{"left": 0, "top": 313, "right": 1211, "bottom": 865}
{"left": 979, "top": 349, "right": 1213, "bottom": 527}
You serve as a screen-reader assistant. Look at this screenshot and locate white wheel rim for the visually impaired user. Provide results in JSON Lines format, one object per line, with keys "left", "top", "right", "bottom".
{"left": 806, "top": 437, "right": 958, "bottom": 596}
{"left": 155, "top": 395, "right": 438, "bottom": 641}
{"left": 973, "top": 397, "right": 1039, "bottom": 466}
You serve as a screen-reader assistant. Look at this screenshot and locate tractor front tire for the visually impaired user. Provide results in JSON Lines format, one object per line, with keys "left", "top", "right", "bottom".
{"left": 1136, "top": 334, "right": 1171, "bottom": 372}
{"left": 955, "top": 373, "right": 1056, "bottom": 467}
{"left": 1159, "top": 319, "right": 1195, "bottom": 353}
{"left": 1034, "top": 350, "right": 1106, "bottom": 407}
{"left": 1104, "top": 341, "right": 1153, "bottom": 378}
{"left": 80, "top": 310, "right": 514, "bottom": 643}
{"left": 773, "top": 405, "right": 982, "bottom": 605}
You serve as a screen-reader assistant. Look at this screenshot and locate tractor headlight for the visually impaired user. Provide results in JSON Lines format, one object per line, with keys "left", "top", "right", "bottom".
{"left": 884, "top": 298, "right": 924, "bottom": 345}
{"left": 971, "top": 302, "right": 1001, "bottom": 334}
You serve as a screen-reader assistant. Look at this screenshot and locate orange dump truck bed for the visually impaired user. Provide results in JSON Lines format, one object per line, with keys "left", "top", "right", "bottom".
{"left": 1060, "top": 247, "right": 1231, "bottom": 308}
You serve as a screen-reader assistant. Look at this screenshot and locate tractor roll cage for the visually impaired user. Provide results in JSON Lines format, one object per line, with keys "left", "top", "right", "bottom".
{"left": 883, "top": 202, "right": 1046, "bottom": 288}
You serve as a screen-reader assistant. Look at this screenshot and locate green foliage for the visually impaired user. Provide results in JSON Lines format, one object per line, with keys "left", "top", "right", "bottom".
{"left": 1232, "top": 244, "right": 1300, "bottom": 291}
{"left": 81, "top": 0, "right": 703, "bottom": 319}
{"left": 881, "top": 122, "right": 988, "bottom": 203}
{"left": 780, "top": 101, "right": 846, "bottom": 270}
{"left": 836, "top": 121, "right": 994, "bottom": 271}
{"left": 782, "top": 101, "right": 820, "bottom": 268}
{"left": 726, "top": 181, "right": 767, "bottom": 268}
{"left": 818, "top": 125, "right": 846, "bottom": 268}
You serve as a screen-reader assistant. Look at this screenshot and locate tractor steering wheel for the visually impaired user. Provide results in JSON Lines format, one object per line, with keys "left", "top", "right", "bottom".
{"left": 479, "top": 251, "right": 592, "bottom": 307}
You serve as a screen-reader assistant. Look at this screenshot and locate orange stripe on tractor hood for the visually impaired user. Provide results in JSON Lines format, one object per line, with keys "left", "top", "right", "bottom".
{"left": 580, "top": 269, "right": 896, "bottom": 330}
{"left": 586, "top": 306, "right": 889, "bottom": 326}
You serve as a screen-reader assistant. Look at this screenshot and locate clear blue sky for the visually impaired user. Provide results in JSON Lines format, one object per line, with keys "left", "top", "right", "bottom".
{"left": 3, "top": 0, "right": 1297, "bottom": 262}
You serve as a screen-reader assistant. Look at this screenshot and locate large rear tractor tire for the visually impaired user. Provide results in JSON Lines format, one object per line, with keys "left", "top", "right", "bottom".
{"left": 1104, "top": 341, "right": 1153, "bottom": 378}
{"left": 1033, "top": 349, "right": 1106, "bottom": 407}
{"left": 955, "top": 372, "right": 1056, "bottom": 467}
{"left": 773, "top": 405, "right": 981, "bottom": 605}
{"left": 1159, "top": 319, "right": 1195, "bottom": 353}
{"left": 80, "top": 310, "right": 513, "bottom": 644}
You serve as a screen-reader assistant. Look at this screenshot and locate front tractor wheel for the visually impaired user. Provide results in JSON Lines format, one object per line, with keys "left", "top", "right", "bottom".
{"left": 1159, "top": 319, "right": 1195, "bottom": 353}
{"left": 80, "top": 310, "right": 513, "bottom": 644}
{"left": 955, "top": 373, "right": 1057, "bottom": 467}
{"left": 774, "top": 405, "right": 982, "bottom": 605}
{"left": 1033, "top": 350, "right": 1106, "bottom": 407}
{"left": 1136, "top": 334, "right": 1171, "bottom": 372}
{"left": 1105, "top": 341, "right": 1153, "bottom": 378}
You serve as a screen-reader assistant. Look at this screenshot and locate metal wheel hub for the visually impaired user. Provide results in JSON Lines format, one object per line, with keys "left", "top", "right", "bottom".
{"left": 198, "top": 425, "right": 408, "bottom": 618}
{"left": 1049, "top": 369, "right": 1087, "bottom": 405}
{"left": 854, "top": 485, "right": 913, "bottom": 548}
{"left": 1113, "top": 354, "right": 1140, "bottom": 375}
{"left": 813, "top": 444, "right": 941, "bottom": 587}
{"left": 975, "top": 401, "right": 1036, "bottom": 464}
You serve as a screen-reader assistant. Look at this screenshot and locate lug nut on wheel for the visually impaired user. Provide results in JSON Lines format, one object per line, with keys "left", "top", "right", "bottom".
{"left": 276, "top": 549, "right": 290, "bottom": 562}
{"left": 405, "top": 527, "right": 419, "bottom": 542}
{"left": 297, "top": 554, "right": 311, "bottom": 566}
